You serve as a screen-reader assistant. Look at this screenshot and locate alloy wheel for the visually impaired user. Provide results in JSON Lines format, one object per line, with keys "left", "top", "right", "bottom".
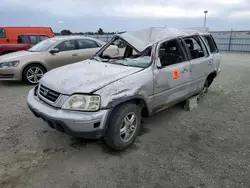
{"left": 120, "top": 112, "right": 138, "bottom": 143}
{"left": 26, "top": 67, "right": 44, "bottom": 84}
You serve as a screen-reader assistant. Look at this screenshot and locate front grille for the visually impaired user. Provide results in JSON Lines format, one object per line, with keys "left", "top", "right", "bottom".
{"left": 39, "top": 85, "right": 60, "bottom": 103}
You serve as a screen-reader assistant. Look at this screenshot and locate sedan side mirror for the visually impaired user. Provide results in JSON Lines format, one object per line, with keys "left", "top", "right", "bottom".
{"left": 50, "top": 48, "right": 59, "bottom": 54}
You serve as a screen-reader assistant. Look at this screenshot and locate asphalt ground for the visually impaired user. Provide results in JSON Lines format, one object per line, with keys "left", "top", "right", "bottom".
{"left": 0, "top": 52, "right": 250, "bottom": 188}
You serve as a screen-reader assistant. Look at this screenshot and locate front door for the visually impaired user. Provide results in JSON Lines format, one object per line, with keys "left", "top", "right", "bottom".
{"left": 153, "top": 39, "right": 191, "bottom": 111}
{"left": 46, "top": 40, "right": 79, "bottom": 70}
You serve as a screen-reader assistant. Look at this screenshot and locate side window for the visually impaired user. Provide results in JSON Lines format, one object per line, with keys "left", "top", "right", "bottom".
{"left": 183, "top": 36, "right": 208, "bottom": 59}
{"left": 17, "top": 35, "right": 26, "bottom": 44}
{"left": 197, "top": 36, "right": 209, "bottom": 57}
{"left": 202, "top": 37, "right": 211, "bottom": 51}
{"left": 29, "top": 36, "right": 38, "bottom": 45}
{"left": 39, "top": 35, "right": 49, "bottom": 42}
{"left": 202, "top": 35, "right": 218, "bottom": 53}
{"left": 77, "top": 39, "right": 100, "bottom": 49}
{"left": 0, "top": 28, "right": 6, "bottom": 38}
{"left": 158, "top": 39, "right": 186, "bottom": 67}
{"left": 56, "top": 40, "right": 77, "bottom": 51}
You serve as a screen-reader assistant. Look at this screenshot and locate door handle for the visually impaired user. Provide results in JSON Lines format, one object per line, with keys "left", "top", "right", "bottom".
{"left": 72, "top": 54, "right": 78, "bottom": 56}
{"left": 181, "top": 68, "right": 188, "bottom": 73}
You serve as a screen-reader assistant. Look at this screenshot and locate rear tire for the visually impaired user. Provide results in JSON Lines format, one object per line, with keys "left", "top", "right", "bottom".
{"left": 23, "top": 64, "right": 46, "bottom": 85}
{"left": 104, "top": 103, "right": 141, "bottom": 151}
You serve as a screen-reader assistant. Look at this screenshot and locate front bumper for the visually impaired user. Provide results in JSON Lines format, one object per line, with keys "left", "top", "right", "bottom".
{"left": 27, "top": 88, "right": 111, "bottom": 139}
{"left": 216, "top": 68, "right": 221, "bottom": 76}
{"left": 0, "top": 67, "right": 22, "bottom": 80}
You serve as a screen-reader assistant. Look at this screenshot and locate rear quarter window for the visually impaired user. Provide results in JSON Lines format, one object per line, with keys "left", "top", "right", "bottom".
{"left": 0, "top": 28, "right": 6, "bottom": 38}
{"left": 202, "top": 35, "right": 219, "bottom": 53}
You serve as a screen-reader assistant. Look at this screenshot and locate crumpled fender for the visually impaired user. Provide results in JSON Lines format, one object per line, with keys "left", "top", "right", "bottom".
{"left": 95, "top": 67, "right": 155, "bottom": 114}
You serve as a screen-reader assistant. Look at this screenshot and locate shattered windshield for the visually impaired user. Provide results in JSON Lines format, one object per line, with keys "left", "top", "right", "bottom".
{"left": 110, "top": 56, "right": 152, "bottom": 68}
{"left": 93, "top": 38, "right": 152, "bottom": 68}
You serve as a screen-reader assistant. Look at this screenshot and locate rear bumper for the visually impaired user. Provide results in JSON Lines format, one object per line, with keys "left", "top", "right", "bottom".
{"left": 27, "top": 88, "right": 111, "bottom": 139}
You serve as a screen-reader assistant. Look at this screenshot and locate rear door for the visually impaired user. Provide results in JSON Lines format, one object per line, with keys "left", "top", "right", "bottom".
{"left": 75, "top": 39, "right": 102, "bottom": 61}
{"left": 46, "top": 40, "right": 79, "bottom": 69}
{"left": 202, "top": 34, "right": 220, "bottom": 70}
{"left": 182, "top": 35, "right": 213, "bottom": 94}
{"left": 153, "top": 38, "right": 191, "bottom": 110}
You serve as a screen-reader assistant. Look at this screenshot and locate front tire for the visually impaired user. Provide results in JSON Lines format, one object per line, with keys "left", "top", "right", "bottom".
{"left": 23, "top": 64, "right": 46, "bottom": 85}
{"left": 104, "top": 103, "right": 141, "bottom": 151}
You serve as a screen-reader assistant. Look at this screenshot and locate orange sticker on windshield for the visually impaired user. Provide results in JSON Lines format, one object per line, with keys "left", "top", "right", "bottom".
{"left": 172, "top": 69, "right": 179, "bottom": 80}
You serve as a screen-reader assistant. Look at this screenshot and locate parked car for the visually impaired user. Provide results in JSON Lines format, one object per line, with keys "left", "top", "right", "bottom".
{"left": 0, "top": 36, "right": 119, "bottom": 84}
{"left": 27, "top": 27, "right": 221, "bottom": 150}
{"left": 0, "top": 34, "right": 50, "bottom": 55}
{"left": 0, "top": 26, "right": 54, "bottom": 44}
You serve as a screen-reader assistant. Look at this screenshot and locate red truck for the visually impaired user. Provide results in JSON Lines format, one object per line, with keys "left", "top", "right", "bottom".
{"left": 0, "top": 34, "right": 49, "bottom": 55}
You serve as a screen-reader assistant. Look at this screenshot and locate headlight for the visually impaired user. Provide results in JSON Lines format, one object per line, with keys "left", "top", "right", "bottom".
{"left": 0, "top": 61, "right": 19, "bottom": 68}
{"left": 62, "top": 94, "right": 100, "bottom": 112}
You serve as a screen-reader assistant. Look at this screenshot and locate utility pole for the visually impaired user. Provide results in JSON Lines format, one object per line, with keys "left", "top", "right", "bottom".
{"left": 204, "top": 10, "right": 208, "bottom": 27}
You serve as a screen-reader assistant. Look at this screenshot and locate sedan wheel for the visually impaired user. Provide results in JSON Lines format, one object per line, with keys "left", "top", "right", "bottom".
{"left": 23, "top": 64, "right": 45, "bottom": 85}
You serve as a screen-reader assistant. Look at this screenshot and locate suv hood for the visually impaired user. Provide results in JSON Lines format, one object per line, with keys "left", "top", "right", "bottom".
{"left": 40, "top": 60, "right": 143, "bottom": 95}
{"left": 0, "top": 50, "right": 41, "bottom": 62}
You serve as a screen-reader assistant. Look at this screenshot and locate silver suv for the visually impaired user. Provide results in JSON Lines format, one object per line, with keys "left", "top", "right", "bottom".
{"left": 27, "top": 27, "right": 221, "bottom": 150}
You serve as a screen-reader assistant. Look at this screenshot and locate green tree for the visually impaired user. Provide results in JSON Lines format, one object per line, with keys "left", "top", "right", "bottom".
{"left": 61, "top": 30, "right": 72, "bottom": 35}
{"left": 97, "top": 28, "right": 104, "bottom": 35}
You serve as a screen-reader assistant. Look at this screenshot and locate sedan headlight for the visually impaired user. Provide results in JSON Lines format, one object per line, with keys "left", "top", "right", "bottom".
{"left": 0, "top": 61, "right": 19, "bottom": 68}
{"left": 62, "top": 94, "right": 101, "bottom": 112}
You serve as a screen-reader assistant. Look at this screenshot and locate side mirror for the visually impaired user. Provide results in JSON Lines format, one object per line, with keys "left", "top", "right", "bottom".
{"left": 50, "top": 48, "right": 59, "bottom": 54}
{"left": 102, "top": 55, "right": 111, "bottom": 59}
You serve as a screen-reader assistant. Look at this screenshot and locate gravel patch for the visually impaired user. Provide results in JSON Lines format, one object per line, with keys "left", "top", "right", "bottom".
{"left": 0, "top": 52, "right": 250, "bottom": 188}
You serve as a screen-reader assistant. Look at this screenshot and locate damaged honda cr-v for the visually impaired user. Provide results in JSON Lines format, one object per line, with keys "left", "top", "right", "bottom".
{"left": 27, "top": 27, "right": 221, "bottom": 150}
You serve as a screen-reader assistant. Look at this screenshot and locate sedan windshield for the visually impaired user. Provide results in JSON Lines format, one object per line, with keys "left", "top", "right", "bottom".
{"left": 28, "top": 38, "right": 58, "bottom": 52}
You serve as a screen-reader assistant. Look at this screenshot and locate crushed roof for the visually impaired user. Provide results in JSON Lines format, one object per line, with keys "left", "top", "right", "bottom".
{"left": 118, "top": 27, "right": 208, "bottom": 52}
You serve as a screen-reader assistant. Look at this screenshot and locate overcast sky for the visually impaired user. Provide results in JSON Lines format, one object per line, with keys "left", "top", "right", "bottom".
{"left": 1, "top": 0, "right": 250, "bottom": 32}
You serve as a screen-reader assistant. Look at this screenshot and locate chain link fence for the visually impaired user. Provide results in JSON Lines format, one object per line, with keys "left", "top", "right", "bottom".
{"left": 75, "top": 30, "right": 250, "bottom": 52}
{"left": 210, "top": 30, "right": 250, "bottom": 52}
